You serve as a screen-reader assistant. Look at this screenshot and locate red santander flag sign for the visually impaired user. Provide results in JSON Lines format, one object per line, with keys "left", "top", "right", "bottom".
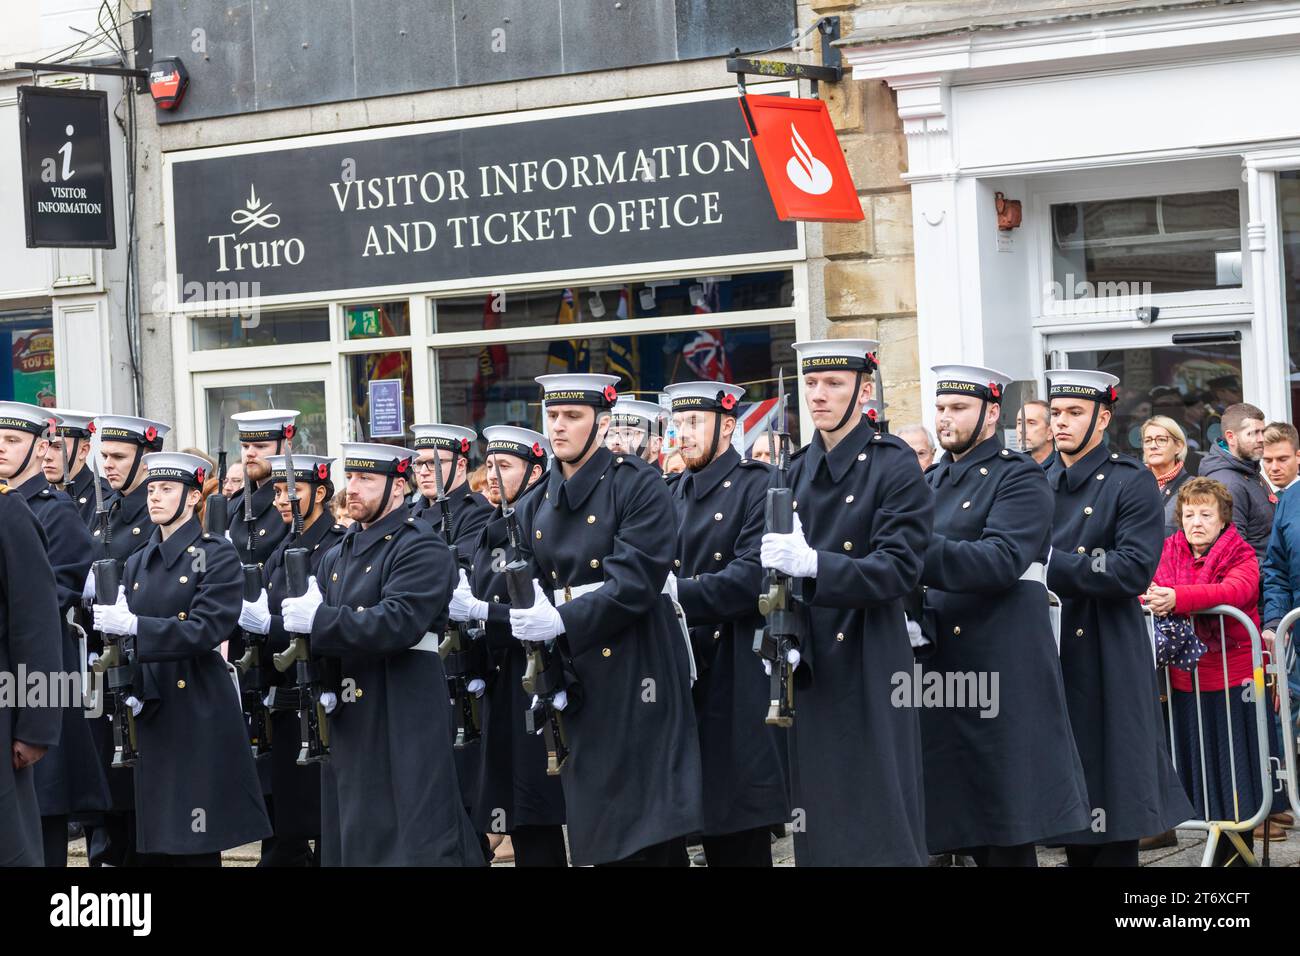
{"left": 741, "top": 94, "right": 864, "bottom": 223}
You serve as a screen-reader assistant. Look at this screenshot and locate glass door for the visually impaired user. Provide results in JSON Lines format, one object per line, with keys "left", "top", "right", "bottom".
{"left": 1044, "top": 325, "right": 1250, "bottom": 462}
{"left": 193, "top": 365, "right": 337, "bottom": 472}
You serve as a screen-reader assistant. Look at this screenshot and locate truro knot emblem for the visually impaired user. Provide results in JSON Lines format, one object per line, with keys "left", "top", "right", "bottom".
{"left": 785, "top": 123, "right": 832, "bottom": 196}
{"left": 231, "top": 184, "right": 281, "bottom": 234}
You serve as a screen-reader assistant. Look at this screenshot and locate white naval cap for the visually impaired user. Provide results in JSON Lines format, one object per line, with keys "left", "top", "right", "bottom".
{"left": 482, "top": 425, "right": 549, "bottom": 462}
{"left": 1045, "top": 369, "right": 1120, "bottom": 405}
{"left": 340, "top": 442, "right": 414, "bottom": 477}
{"left": 662, "top": 381, "right": 746, "bottom": 416}
{"left": 792, "top": 339, "right": 879, "bottom": 374}
{"left": 610, "top": 397, "right": 667, "bottom": 427}
{"left": 0, "top": 401, "right": 58, "bottom": 436}
{"left": 142, "top": 452, "right": 210, "bottom": 487}
{"left": 231, "top": 409, "right": 300, "bottom": 442}
{"left": 46, "top": 407, "right": 98, "bottom": 438}
{"left": 535, "top": 373, "right": 620, "bottom": 409}
{"left": 94, "top": 414, "right": 170, "bottom": 449}
{"left": 266, "top": 454, "right": 334, "bottom": 485}
{"left": 932, "top": 364, "right": 1013, "bottom": 402}
{"left": 410, "top": 423, "right": 477, "bottom": 455}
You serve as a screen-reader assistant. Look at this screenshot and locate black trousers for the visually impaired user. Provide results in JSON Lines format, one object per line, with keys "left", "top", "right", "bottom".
{"left": 259, "top": 833, "right": 317, "bottom": 866}
{"left": 511, "top": 824, "right": 568, "bottom": 867}
{"left": 1065, "top": 840, "right": 1139, "bottom": 867}
{"left": 965, "top": 843, "right": 1038, "bottom": 867}
{"left": 41, "top": 815, "right": 68, "bottom": 867}
{"left": 701, "top": 826, "right": 773, "bottom": 867}
{"left": 597, "top": 836, "right": 690, "bottom": 868}
{"left": 86, "top": 811, "right": 138, "bottom": 867}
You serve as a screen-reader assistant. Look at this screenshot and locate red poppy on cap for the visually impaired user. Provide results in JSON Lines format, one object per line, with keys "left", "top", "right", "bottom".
{"left": 459, "top": 437, "right": 471, "bottom": 455}
{"left": 1107, "top": 386, "right": 1119, "bottom": 403}
{"left": 144, "top": 426, "right": 158, "bottom": 443}
{"left": 531, "top": 442, "right": 544, "bottom": 458}
{"left": 866, "top": 407, "right": 879, "bottom": 422}
{"left": 87, "top": 422, "right": 96, "bottom": 435}
{"left": 988, "top": 382, "right": 1002, "bottom": 400}
{"left": 284, "top": 424, "right": 296, "bottom": 440}
{"left": 395, "top": 457, "right": 409, "bottom": 474}
{"left": 603, "top": 385, "right": 618, "bottom": 403}
{"left": 316, "top": 463, "right": 330, "bottom": 481}
{"left": 719, "top": 392, "right": 738, "bottom": 411}
{"left": 195, "top": 467, "right": 206, "bottom": 485}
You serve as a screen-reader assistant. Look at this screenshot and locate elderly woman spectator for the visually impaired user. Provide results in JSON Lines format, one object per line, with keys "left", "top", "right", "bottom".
{"left": 1143, "top": 416, "right": 1193, "bottom": 536}
{"left": 896, "top": 423, "right": 936, "bottom": 471}
{"left": 1146, "top": 477, "right": 1269, "bottom": 863}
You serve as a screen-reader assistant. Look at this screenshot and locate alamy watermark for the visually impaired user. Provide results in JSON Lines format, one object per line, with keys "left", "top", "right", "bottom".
{"left": 890, "top": 662, "right": 1000, "bottom": 719}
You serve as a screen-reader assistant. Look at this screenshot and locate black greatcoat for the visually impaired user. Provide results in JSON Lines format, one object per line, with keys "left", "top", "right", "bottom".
{"left": 0, "top": 491, "right": 63, "bottom": 866}
{"left": 310, "top": 506, "right": 483, "bottom": 866}
{"left": 785, "top": 417, "right": 933, "bottom": 866}
{"left": 671, "top": 446, "right": 790, "bottom": 837}
{"left": 467, "top": 478, "right": 566, "bottom": 834}
{"left": 919, "top": 435, "right": 1089, "bottom": 851}
{"left": 123, "top": 518, "right": 272, "bottom": 855}
{"left": 65, "top": 464, "right": 112, "bottom": 528}
{"left": 517, "top": 447, "right": 704, "bottom": 866}
{"left": 16, "top": 475, "right": 111, "bottom": 820}
{"left": 261, "top": 515, "right": 347, "bottom": 841}
{"left": 226, "top": 479, "right": 291, "bottom": 567}
{"left": 1045, "top": 443, "right": 1194, "bottom": 843}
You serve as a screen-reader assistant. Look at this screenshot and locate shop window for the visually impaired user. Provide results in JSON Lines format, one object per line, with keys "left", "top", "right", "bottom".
{"left": 204, "top": 381, "right": 330, "bottom": 464}
{"left": 431, "top": 271, "right": 793, "bottom": 335}
{"left": 434, "top": 321, "right": 799, "bottom": 463}
{"left": 346, "top": 349, "right": 414, "bottom": 446}
{"left": 1050, "top": 189, "right": 1242, "bottom": 300}
{"left": 344, "top": 300, "right": 410, "bottom": 340}
{"left": 1278, "top": 171, "right": 1300, "bottom": 429}
{"left": 0, "top": 310, "right": 56, "bottom": 405}
{"left": 192, "top": 306, "right": 330, "bottom": 350}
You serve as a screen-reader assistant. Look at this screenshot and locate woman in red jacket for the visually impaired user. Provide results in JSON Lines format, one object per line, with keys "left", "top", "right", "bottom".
{"left": 1145, "top": 477, "right": 1265, "bottom": 865}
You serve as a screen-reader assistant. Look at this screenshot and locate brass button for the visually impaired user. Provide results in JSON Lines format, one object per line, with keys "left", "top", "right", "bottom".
{"left": 545, "top": 492, "right": 549, "bottom": 500}
{"left": 1077, "top": 547, "right": 1086, "bottom": 554}
{"left": 601, "top": 647, "right": 611, "bottom": 658}
{"left": 713, "top": 552, "right": 722, "bottom": 561}
{"left": 1096, "top": 474, "right": 1105, "bottom": 481}
{"left": 714, "top": 513, "right": 723, "bottom": 521}
{"left": 953, "top": 626, "right": 961, "bottom": 636}
{"left": 364, "top": 565, "right": 371, "bottom": 573}
{"left": 590, "top": 559, "right": 599, "bottom": 568}
{"left": 332, "top": 573, "right": 338, "bottom": 581}
{"left": 177, "top": 611, "right": 187, "bottom": 620}
{"left": 713, "top": 630, "right": 720, "bottom": 640}
{"left": 493, "top": 595, "right": 500, "bottom": 603}
{"left": 1076, "top": 628, "right": 1084, "bottom": 637}
{"left": 845, "top": 495, "right": 854, "bottom": 503}
{"left": 93, "top": 529, "right": 101, "bottom": 537}
{"left": 179, "top": 575, "right": 188, "bottom": 584}
{"left": 980, "top": 467, "right": 988, "bottom": 476}
{"left": 857, "top": 453, "right": 866, "bottom": 461}
{"left": 79, "top": 496, "right": 87, "bottom": 504}
{"left": 132, "top": 527, "right": 141, "bottom": 535}
{"left": 1084, "top": 507, "right": 1093, "bottom": 515}
{"left": 674, "top": 559, "right": 681, "bottom": 568}
{"left": 384, "top": 534, "right": 393, "bottom": 540}
{"left": 1111, "top": 453, "right": 1119, "bottom": 460}
{"left": 836, "top": 632, "right": 844, "bottom": 642}
{"left": 133, "top": 582, "right": 139, "bottom": 591}
{"left": 551, "top": 570, "right": 558, "bottom": 579}
{"left": 792, "top": 500, "right": 797, "bottom": 510}
{"left": 962, "top": 501, "right": 971, "bottom": 509}
{"left": 177, "top": 679, "right": 186, "bottom": 689}
{"left": 723, "top": 480, "right": 731, "bottom": 488}
{"left": 356, "top": 605, "right": 365, "bottom": 612}
{"left": 843, "top": 541, "right": 853, "bottom": 552}
{"left": 535, "top": 530, "right": 542, "bottom": 539}
{"left": 355, "top": 688, "right": 363, "bottom": 698}
{"left": 259, "top": 529, "right": 266, "bottom": 536}
{"left": 187, "top": 546, "right": 196, "bottom": 554}
{"left": 616, "top": 457, "right": 624, "bottom": 464}
{"left": 587, "top": 515, "right": 596, "bottom": 524}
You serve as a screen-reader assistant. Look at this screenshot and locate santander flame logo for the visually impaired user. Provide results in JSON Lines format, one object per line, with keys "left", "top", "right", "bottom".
{"left": 785, "top": 123, "right": 833, "bottom": 196}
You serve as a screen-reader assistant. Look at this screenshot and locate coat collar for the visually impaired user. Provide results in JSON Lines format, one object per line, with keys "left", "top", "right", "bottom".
{"left": 548, "top": 446, "right": 612, "bottom": 511}
{"left": 349, "top": 503, "right": 412, "bottom": 557}
{"left": 680, "top": 445, "right": 741, "bottom": 500}
{"left": 288, "top": 513, "right": 341, "bottom": 553}
{"left": 1054, "top": 441, "right": 1112, "bottom": 493}
{"left": 143, "top": 516, "right": 203, "bottom": 569}
{"left": 13, "top": 472, "right": 51, "bottom": 501}
{"left": 113, "top": 480, "right": 151, "bottom": 521}
{"left": 805, "top": 416, "right": 878, "bottom": 483}
{"left": 931, "top": 434, "right": 1003, "bottom": 487}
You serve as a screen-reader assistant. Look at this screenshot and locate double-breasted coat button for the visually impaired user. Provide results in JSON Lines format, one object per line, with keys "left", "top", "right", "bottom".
{"left": 355, "top": 689, "right": 363, "bottom": 698}
{"left": 713, "top": 552, "right": 722, "bottom": 561}
{"left": 132, "top": 527, "right": 141, "bottom": 535}
{"left": 79, "top": 497, "right": 87, "bottom": 504}
{"left": 714, "top": 513, "right": 723, "bottom": 521}
{"left": 953, "top": 626, "right": 961, "bottom": 635}
{"left": 259, "top": 528, "right": 266, "bottom": 536}
{"left": 364, "top": 566, "right": 371, "bottom": 573}
{"left": 384, "top": 534, "right": 393, "bottom": 540}
{"left": 836, "top": 632, "right": 845, "bottom": 642}
{"left": 857, "top": 453, "right": 866, "bottom": 461}
{"left": 493, "top": 595, "right": 500, "bottom": 603}
{"left": 1000, "top": 449, "right": 1010, "bottom": 457}
{"left": 187, "top": 546, "right": 196, "bottom": 554}
{"left": 1077, "top": 546, "right": 1086, "bottom": 553}
{"left": 332, "top": 573, "right": 339, "bottom": 581}
{"left": 713, "top": 631, "right": 720, "bottom": 640}
{"left": 177, "top": 612, "right": 187, "bottom": 620}
{"left": 93, "top": 529, "right": 101, "bottom": 536}
{"left": 179, "top": 575, "right": 188, "bottom": 584}
{"left": 962, "top": 501, "right": 971, "bottom": 509}
{"left": 1111, "top": 453, "right": 1119, "bottom": 460}
{"left": 1084, "top": 507, "right": 1093, "bottom": 515}
{"left": 356, "top": 606, "right": 365, "bottom": 612}
{"left": 551, "top": 570, "right": 558, "bottom": 579}
{"left": 673, "top": 559, "right": 681, "bottom": 568}
{"left": 1076, "top": 628, "right": 1084, "bottom": 637}
{"left": 1096, "top": 474, "right": 1105, "bottom": 481}
{"left": 601, "top": 647, "right": 612, "bottom": 657}
{"left": 535, "top": 530, "right": 542, "bottom": 539}
{"left": 586, "top": 515, "right": 596, "bottom": 524}
{"left": 177, "top": 679, "right": 186, "bottom": 689}
{"left": 590, "top": 559, "right": 599, "bottom": 568}
{"left": 723, "top": 480, "right": 731, "bottom": 488}
{"left": 616, "top": 457, "right": 624, "bottom": 464}
{"left": 843, "top": 541, "right": 853, "bottom": 551}
{"left": 845, "top": 495, "right": 854, "bottom": 503}
{"left": 133, "top": 582, "right": 139, "bottom": 590}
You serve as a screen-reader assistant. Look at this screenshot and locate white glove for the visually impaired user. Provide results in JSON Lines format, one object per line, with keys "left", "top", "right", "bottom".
{"left": 281, "top": 576, "right": 323, "bottom": 634}
{"left": 905, "top": 616, "right": 930, "bottom": 649}
{"left": 320, "top": 691, "right": 338, "bottom": 715}
{"left": 509, "top": 580, "right": 566, "bottom": 643}
{"left": 761, "top": 512, "right": 818, "bottom": 579}
{"left": 123, "top": 695, "right": 144, "bottom": 717}
{"left": 762, "top": 647, "right": 801, "bottom": 677}
{"left": 93, "top": 586, "right": 138, "bottom": 637}
{"left": 528, "top": 688, "right": 569, "bottom": 724}
{"left": 449, "top": 569, "right": 489, "bottom": 623}
{"left": 81, "top": 568, "right": 97, "bottom": 603}
{"left": 239, "top": 588, "right": 272, "bottom": 635}
{"left": 665, "top": 571, "right": 679, "bottom": 602}
{"left": 468, "top": 678, "right": 486, "bottom": 697}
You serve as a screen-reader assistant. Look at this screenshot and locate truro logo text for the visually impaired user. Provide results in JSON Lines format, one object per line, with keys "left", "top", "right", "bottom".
{"left": 49, "top": 886, "right": 151, "bottom": 936}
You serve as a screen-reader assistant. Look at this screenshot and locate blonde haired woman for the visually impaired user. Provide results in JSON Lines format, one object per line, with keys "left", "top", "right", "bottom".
{"left": 1143, "top": 415, "right": 1192, "bottom": 536}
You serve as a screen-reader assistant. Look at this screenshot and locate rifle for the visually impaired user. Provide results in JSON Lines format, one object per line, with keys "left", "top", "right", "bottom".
{"left": 498, "top": 456, "right": 569, "bottom": 776}
{"left": 431, "top": 444, "right": 483, "bottom": 748}
{"left": 753, "top": 369, "right": 800, "bottom": 727}
{"left": 234, "top": 430, "right": 270, "bottom": 758}
{"left": 270, "top": 438, "right": 330, "bottom": 765}
{"left": 87, "top": 455, "right": 138, "bottom": 767}
{"left": 204, "top": 413, "right": 229, "bottom": 536}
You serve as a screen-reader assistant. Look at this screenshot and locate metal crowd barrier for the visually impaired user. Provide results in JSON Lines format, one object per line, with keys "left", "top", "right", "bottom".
{"left": 1272, "top": 608, "right": 1300, "bottom": 824}
{"left": 1158, "top": 605, "right": 1272, "bottom": 867}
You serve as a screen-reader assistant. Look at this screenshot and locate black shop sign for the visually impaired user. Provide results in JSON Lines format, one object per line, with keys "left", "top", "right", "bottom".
{"left": 18, "top": 87, "right": 116, "bottom": 248}
{"left": 167, "top": 91, "right": 800, "bottom": 306}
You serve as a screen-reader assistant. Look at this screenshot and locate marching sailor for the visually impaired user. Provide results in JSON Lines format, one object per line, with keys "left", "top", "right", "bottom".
{"left": 409, "top": 422, "right": 493, "bottom": 564}
{"left": 512, "top": 373, "right": 703, "bottom": 866}
{"left": 760, "top": 340, "right": 933, "bottom": 866}
{"left": 1043, "top": 369, "right": 1193, "bottom": 866}
{"left": 664, "top": 380, "right": 790, "bottom": 867}
{"left": 918, "top": 365, "right": 1089, "bottom": 865}
{"left": 605, "top": 397, "right": 665, "bottom": 465}
{"left": 226, "top": 410, "right": 297, "bottom": 565}
{"left": 450, "top": 425, "right": 568, "bottom": 866}
{"left": 278, "top": 442, "right": 482, "bottom": 865}
{"left": 42, "top": 408, "right": 109, "bottom": 526}
{"left": 92, "top": 451, "right": 272, "bottom": 864}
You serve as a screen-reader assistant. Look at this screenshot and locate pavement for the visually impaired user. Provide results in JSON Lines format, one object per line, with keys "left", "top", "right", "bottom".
{"left": 63, "top": 824, "right": 1300, "bottom": 867}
